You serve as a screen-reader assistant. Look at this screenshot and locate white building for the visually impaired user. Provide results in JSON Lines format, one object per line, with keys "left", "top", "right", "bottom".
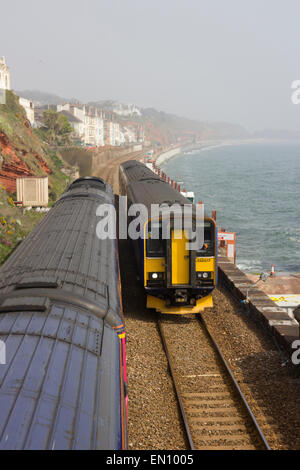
{"left": 19, "top": 97, "right": 35, "bottom": 125}
{"left": 57, "top": 104, "right": 106, "bottom": 146}
{"left": 58, "top": 110, "right": 84, "bottom": 142}
{"left": 105, "top": 120, "right": 114, "bottom": 146}
{"left": 38, "top": 101, "right": 135, "bottom": 148}
{"left": 119, "top": 129, "right": 126, "bottom": 145}
{"left": 114, "top": 122, "right": 121, "bottom": 146}
{"left": 57, "top": 104, "right": 86, "bottom": 142}
{"left": 84, "top": 107, "right": 105, "bottom": 147}
{"left": 112, "top": 102, "right": 141, "bottom": 117}
{"left": 0, "top": 56, "right": 11, "bottom": 90}
{"left": 105, "top": 119, "right": 122, "bottom": 146}
{"left": 97, "top": 114, "right": 105, "bottom": 147}
{"left": 122, "top": 125, "right": 137, "bottom": 143}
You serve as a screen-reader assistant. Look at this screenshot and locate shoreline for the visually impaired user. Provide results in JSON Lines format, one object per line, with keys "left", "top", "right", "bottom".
{"left": 158, "top": 137, "right": 300, "bottom": 167}
{"left": 156, "top": 140, "right": 300, "bottom": 282}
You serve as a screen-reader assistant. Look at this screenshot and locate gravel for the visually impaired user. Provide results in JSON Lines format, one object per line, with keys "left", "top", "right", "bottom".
{"left": 119, "top": 238, "right": 187, "bottom": 450}
{"left": 202, "top": 285, "right": 300, "bottom": 450}
{"left": 159, "top": 316, "right": 263, "bottom": 449}
{"left": 97, "top": 159, "right": 300, "bottom": 450}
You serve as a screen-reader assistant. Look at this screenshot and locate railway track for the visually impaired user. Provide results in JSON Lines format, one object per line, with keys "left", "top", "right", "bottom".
{"left": 158, "top": 315, "right": 271, "bottom": 450}
{"left": 93, "top": 150, "right": 144, "bottom": 193}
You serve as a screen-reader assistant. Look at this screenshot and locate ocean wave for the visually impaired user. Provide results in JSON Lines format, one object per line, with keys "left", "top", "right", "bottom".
{"left": 236, "top": 259, "right": 263, "bottom": 272}
{"left": 164, "top": 142, "right": 300, "bottom": 273}
{"left": 288, "top": 236, "right": 300, "bottom": 243}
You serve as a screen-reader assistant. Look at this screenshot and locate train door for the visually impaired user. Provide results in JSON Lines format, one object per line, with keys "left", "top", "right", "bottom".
{"left": 170, "top": 229, "right": 190, "bottom": 285}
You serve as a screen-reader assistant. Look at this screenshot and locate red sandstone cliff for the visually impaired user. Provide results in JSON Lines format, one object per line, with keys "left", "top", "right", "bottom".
{"left": 0, "top": 132, "right": 50, "bottom": 193}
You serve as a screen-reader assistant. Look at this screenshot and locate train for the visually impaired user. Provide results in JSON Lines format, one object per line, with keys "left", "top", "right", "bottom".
{"left": 119, "top": 160, "right": 218, "bottom": 314}
{"left": 0, "top": 177, "right": 127, "bottom": 450}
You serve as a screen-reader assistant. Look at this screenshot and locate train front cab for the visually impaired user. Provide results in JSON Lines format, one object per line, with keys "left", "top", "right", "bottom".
{"left": 144, "top": 217, "right": 217, "bottom": 314}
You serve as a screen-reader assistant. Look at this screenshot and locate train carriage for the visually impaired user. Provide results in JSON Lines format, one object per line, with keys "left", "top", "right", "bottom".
{"left": 119, "top": 161, "right": 217, "bottom": 314}
{"left": 0, "top": 177, "right": 127, "bottom": 450}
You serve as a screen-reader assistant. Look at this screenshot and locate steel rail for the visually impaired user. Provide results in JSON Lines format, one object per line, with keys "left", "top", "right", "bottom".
{"left": 157, "top": 319, "right": 195, "bottom": 450}
{"left": 197, "top": 315, "right": 271, "bottom": 450}
{"left": 158, "top": 315, "right": 271, "bottom": 451}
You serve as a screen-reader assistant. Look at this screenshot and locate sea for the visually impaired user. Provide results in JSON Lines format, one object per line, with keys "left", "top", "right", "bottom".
{"left": 161, "top": 141, "right": 300, "bottom": 274}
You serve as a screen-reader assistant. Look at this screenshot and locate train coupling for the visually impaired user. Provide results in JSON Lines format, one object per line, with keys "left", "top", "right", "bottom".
{"left": 174, "top": 290, "right": 188, "bottom": 304}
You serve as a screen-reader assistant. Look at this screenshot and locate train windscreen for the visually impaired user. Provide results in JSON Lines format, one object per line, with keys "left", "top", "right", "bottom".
{"left": 196, "top": 221, "right": 215, "bottom": 257}
{"left": 146, "top": 222, "right": 166, "bottom": 257}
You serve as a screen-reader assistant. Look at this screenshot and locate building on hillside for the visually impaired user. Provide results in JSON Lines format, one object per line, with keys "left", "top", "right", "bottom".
{"left": 119, "top": 129, "right": 126, "bottom": 145}
{"left": 58, "top": 110, "right": 84, "bottom": 144}
{"left": 103, "top": 111, "right": 123, "bottom": 146}
{"left": 36, "top": 101, "right": 145, "bottom": 148}
{"left": 0, "top": 56, "right": 11, "bottom": 90}
{"left": 136, "top": 124, "right": 145, "bottom": 143}
{"left": 34, "top": 107, "right": 46, "bottom": 127}
{"left": 34, "top": 104, "right": 63, "bottom": 129}
{"left": 105, "top": 120, "right": 117, "bottom": 146}
{"left": 112, "top": 102, "right": 141, "bottom": 117}
{"left": 114, "top": 122, "right": 121, "bottom": 146}
{"left": 84, "top": 106, "right": 105, "bottom": 147}
{"left": 57, "top": 104, "right": 86, "bottom": 144}
{"left": 97, "top": 114, "right": 105, "bottom": 146}
{"left": 122, "top": 125, "right": 137, "bottom": 143}
{"left": 19, "top": 97, "right": 35, "bottom": 125}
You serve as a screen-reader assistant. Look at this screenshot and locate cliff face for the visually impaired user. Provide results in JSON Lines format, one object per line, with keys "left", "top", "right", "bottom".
{"left": 0, "top": 91, "right": 63, "bottom": 196}
{"left": 132, "top": 108, "right": 250, "bottom": 148}
{"left": 0, "top": 132, "right": 51, "bottom": 192}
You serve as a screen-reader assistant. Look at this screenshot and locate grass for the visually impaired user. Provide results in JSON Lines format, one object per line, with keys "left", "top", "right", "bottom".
{"left": 0, "top": 184, "right": 45, "bottom": 264}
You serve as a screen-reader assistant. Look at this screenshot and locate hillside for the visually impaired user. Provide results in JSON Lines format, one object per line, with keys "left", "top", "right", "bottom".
{"left": 16, "top": 90, "right": 77, "bottom": 107}
{"left": 0, "top": 90, "right": 68, "bottom": 198}
{"left": 0, "top": 183, "right": 45, "bottom": 264}
{"left": 89, "top": 103, "right": 249, "bottom": 146}
{"left": 139, "top": 108, "right": 249, "bottom": 146}
{"left": 19, "top": 90, "right": 250, "bottom": 146}
{"left": 0, "top": 90, "right": 70, "bottom": 264}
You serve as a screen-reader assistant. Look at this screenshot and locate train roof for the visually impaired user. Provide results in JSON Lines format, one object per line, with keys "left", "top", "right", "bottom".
{"left": 0, "top": 175, "right": 121, "bottom": 327}
{"left": 0, "top": 174, "right": 125, "bottom": 449}
{"left": 120, "top": 160, "right": 161, "bottom": 185}
{"left": 0, "top": 303, "right": 122, "bottom": 449}
{"left": 127, "top": 178, "right": 191, "bottom": 212}
{"left": 68, "top": 176, "right": 107, "bottom": 191}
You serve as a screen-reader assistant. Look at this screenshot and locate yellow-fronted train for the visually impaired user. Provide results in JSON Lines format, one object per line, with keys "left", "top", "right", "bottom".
{"left": 119, "top": 160, "right": 217, "bottom": 314}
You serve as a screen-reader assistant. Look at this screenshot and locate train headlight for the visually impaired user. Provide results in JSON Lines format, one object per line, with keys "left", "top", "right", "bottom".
{"left": 149, "top": 272, "right": 164, "bottom": 280}
{"left": 196, "top": 272, "right": 212, "bottom": 279}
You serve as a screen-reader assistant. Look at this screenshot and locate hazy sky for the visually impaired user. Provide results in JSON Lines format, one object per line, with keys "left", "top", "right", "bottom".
{"left": 1, "top": 0, "right": 300, "bottom": 131}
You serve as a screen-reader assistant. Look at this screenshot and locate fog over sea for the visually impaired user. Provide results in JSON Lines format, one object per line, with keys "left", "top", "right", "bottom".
{"left": 161, "top": 141, "right": 300, "bottom": 273}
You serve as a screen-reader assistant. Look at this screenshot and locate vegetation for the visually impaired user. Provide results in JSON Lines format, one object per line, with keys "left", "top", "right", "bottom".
{"left": 0, "top": 183, "right": 45, "bottom": 264}
{"left": 0, "top": 91, "right": 72, "bottom": 265}
{"left": 0, "top": 91, "right": 43, "bottom": 162}
{"left": 59, "top": 147, "right": 93, "bottom": 176}
{"left": 36, "top": 109, "right": 73, "bottom": 146}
